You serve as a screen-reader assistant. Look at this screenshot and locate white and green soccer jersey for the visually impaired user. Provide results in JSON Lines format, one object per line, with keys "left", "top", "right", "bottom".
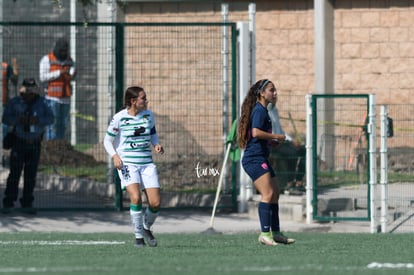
{"left": 105, "top": 109, "right": 158, "bottom": 165}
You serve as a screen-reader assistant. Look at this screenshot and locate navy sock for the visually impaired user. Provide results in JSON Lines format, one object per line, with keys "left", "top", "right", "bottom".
{"left": 258, "top": 202, "right": 271, "bottom": 232}
{"left": 270, "top": 203, "right": 280, "bottom": 232}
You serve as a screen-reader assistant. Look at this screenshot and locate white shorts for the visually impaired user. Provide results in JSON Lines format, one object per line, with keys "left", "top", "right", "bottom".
{"left": 117, "top": 163, "right": 160, "bottom": 190}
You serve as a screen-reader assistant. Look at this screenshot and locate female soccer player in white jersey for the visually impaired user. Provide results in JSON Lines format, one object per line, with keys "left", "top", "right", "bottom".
{"left": 104, "top": 86, "right": 164, "bottom": 248}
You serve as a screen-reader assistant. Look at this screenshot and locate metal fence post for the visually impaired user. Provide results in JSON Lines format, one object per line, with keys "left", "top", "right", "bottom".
{"left": 368, "top": 94, "right": 377, "bottom": 233}
{"left": 306, "top": 94, "right": 313, "bottom": 224}
{"left": 380, "top": 105, "right": 389, "bottom": 232}
{"left": 114, "top": 23, "right": 124, "bottom": 211}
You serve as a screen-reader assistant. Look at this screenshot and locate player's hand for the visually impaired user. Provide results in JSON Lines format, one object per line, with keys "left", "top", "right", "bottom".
{"left": 112, "top": 154, "right": 123, "bottom": 169}
{"left": 154, "top": 144, "right": 164, "bottom": 154}
{"left": 273, "top": 134, "right": 286, "bottom": 142}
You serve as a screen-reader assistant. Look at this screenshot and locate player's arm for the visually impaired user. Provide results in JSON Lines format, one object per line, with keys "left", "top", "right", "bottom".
{"left": 150, "top": 126, "right": 164, "bottom": 154}
{"left": 103, "top": 134, "right": 123, "bottom": 169}
{"left": 252, "top": 127, "right": 286, "bottom": 142}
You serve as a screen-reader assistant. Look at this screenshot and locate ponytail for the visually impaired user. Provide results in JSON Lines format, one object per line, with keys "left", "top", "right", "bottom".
{"left": 237, "top": 79, "right": 271, "bottom": 148}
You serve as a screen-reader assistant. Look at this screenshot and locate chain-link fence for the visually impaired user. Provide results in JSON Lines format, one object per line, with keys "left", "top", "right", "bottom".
{"left": 0, "top": 22, "right": 237, "bottom": 211}
{"left": 302, "top": 94, "right": 414, "bottom": 231}
{"left": 383, "top": 104, "right": 414, "bottom": 232}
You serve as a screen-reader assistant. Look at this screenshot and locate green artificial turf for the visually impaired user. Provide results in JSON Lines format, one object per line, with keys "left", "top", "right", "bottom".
{"left": 0, "top": 232, "right": 413, "bottom": 275}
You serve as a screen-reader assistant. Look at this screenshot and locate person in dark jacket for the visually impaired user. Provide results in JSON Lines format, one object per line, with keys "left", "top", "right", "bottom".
{"left": 2, "top": 78, "right": 54, "bottom": 213}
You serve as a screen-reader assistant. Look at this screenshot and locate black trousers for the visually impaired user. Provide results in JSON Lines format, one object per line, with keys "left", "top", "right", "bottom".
{"left": 273, "top": 141, "right": 306, "bottom": 182}
{"left": 3, "top": 138, "right": 41, "bottom": 207}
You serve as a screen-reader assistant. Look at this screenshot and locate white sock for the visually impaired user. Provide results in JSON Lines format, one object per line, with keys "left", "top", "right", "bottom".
{"left": 144, "top": 207, "right": 159, "bottom": 230}
{"left": 130, "top": 209, "right": 143, "bottom": 239}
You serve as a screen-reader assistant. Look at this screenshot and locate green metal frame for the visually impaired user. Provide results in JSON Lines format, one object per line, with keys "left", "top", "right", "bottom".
{"left": 230, "top": 25, "right": 238, "bottom": 211}
{"left": 311, "top": 94, "right": 371, "bottom": 222}
{"left": 112, "top": 22, "right": 238, "bottom": 211}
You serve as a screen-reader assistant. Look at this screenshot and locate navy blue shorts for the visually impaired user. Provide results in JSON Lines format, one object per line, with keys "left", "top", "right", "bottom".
{"left": 242, "top": 158, "right": 275, "bottom": 182}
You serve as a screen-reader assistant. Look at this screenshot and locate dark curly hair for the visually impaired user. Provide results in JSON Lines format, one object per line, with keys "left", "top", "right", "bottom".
{"left": 237, "top": 79, "right": 272, "bottom": 148}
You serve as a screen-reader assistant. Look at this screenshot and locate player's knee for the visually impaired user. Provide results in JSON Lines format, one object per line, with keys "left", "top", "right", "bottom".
{"left": 129, "top": 194, "right": 141, "bottom": 205}
{"left": 149, "top": 200, "right": 161, "bottom": 210}
{"left": 261, "top": 191, "right": 274, "bottom": 203}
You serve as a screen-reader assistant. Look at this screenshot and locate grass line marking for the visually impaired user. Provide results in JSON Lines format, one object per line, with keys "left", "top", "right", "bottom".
{"left": 0, "top": 266, "right": 116, "bottom": 273}
{"left": 367, "top": 262, "right": 414, "bottom": 269}
{"left": 0, "top": 240, "right": 125, "bottom": 245}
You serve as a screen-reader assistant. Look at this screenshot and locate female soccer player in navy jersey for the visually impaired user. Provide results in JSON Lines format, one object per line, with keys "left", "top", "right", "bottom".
{"left": 238, "top": 79, "right": 295, "bottom": 246}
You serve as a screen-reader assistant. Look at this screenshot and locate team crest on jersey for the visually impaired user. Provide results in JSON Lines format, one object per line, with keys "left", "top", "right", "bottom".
{"left": 122, "top": 118, "right": 132, "bottom": 125}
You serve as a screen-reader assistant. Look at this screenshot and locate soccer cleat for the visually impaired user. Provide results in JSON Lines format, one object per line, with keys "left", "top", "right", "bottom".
{"left": 135, "top": 238, "right": 146, "bottom": 248}
{"left": 143, "top": 228, "right": 158, "bottom": 247}
{"left": 258, "top": 233, "right": 278, "bottom": 246}
{"left": 273, "top": 232, "right": 295, "bottom": 244}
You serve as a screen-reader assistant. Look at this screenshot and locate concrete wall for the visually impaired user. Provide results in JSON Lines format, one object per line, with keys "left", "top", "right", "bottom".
{"left": 121, "top": 0, "right": 414, "bottom": 106}
{"left": 118, "top": 0, "right": 414, "bottom": 150}
{"left": 4, "top": 0, "right": 414, "bottom": 150}
{"left": 335, "top": 0, "right": 414, "bottom": 105}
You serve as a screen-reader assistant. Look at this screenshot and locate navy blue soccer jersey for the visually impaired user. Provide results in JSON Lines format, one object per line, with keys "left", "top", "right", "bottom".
{"left": 243, "top": 102, "right": 272, "bottom": 160}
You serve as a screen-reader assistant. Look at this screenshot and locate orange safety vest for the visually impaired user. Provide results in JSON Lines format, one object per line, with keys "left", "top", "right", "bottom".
{"left": 47, "top": 53, "right": 72, "bottom": 98}
{"left": 2, "top": 62, "right": 8, "bottom": 106}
